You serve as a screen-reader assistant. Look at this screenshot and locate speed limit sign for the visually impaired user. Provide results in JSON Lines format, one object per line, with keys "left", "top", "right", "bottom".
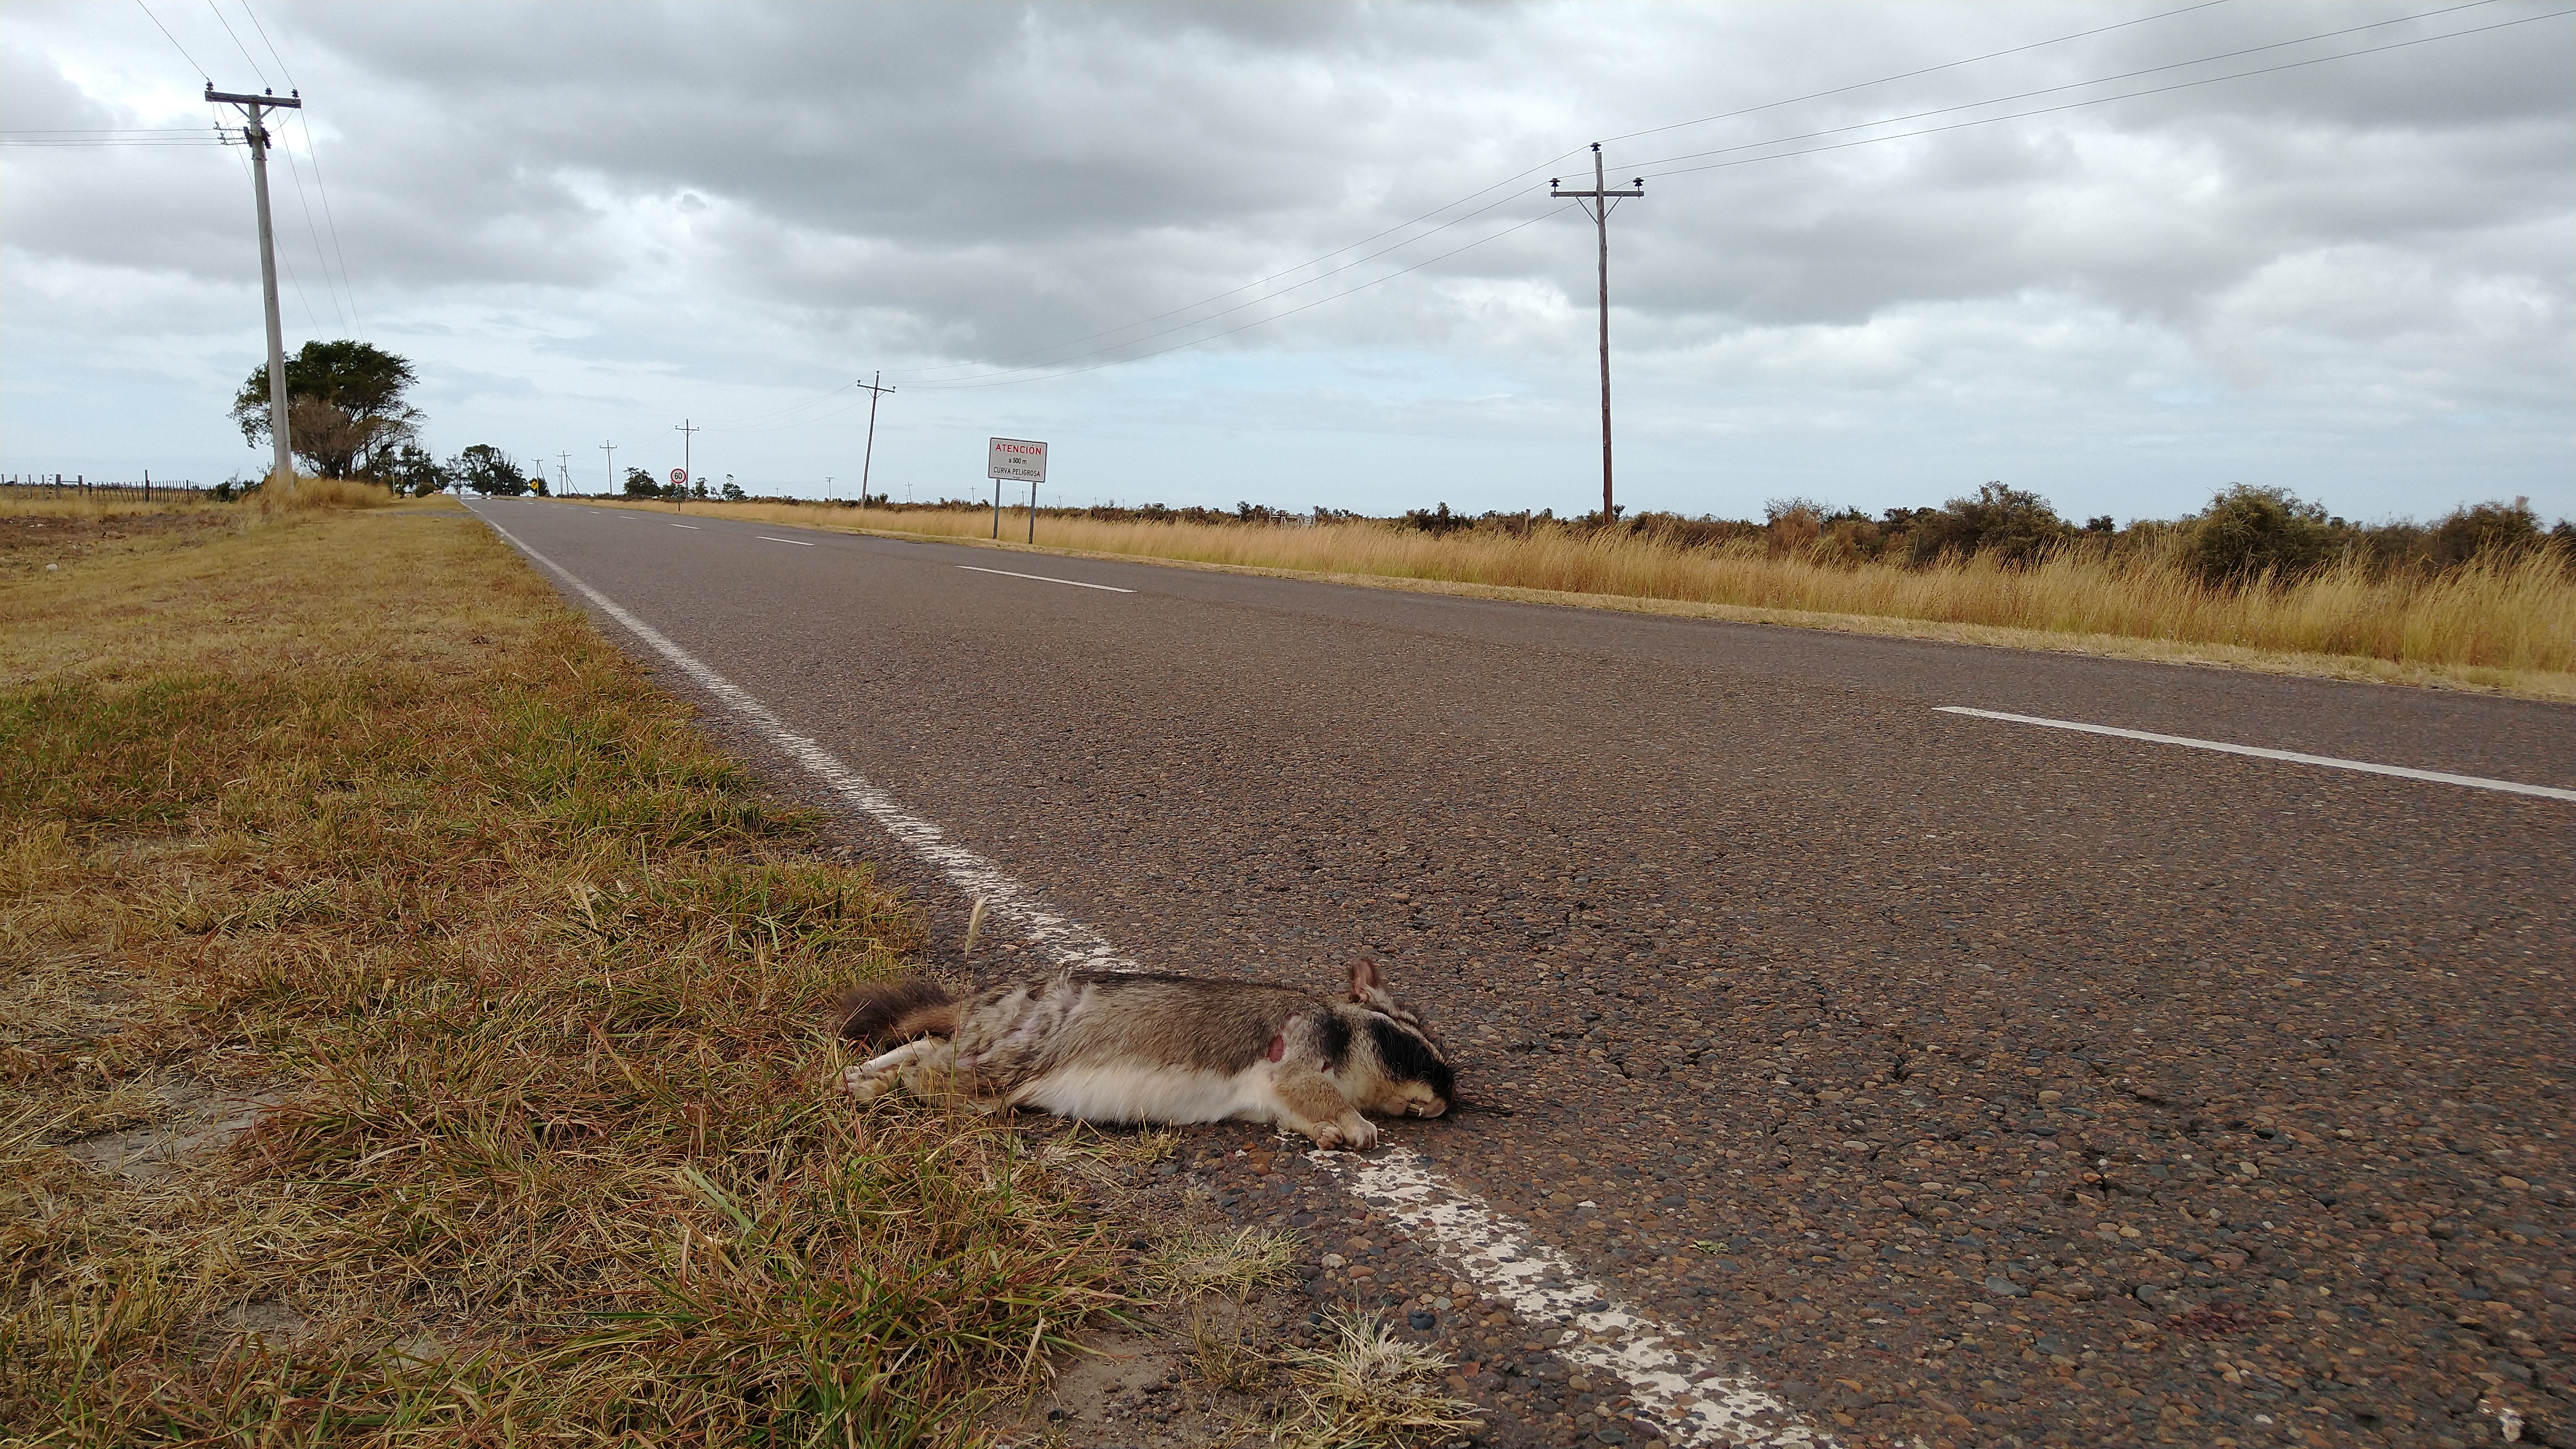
{"left": 669, "top": 467, "right": 688, "bottom": 486}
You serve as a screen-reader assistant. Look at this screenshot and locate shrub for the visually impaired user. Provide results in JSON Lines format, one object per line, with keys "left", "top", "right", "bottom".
{"left": 1909, "top": 482, "right": 2068, "bottom": 566}
{"left": 2189, "top": 484, "right": 2333, "bottom": 584}
{"left": 2429, "top": 498, "right": 2545, "bottom": 569}
{"left": 1400, "top": 502, "right": 1475, "bottom": 536}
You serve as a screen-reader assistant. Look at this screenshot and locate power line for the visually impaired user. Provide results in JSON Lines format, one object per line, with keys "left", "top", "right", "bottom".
{"left": 0, "top": 130, "right": 229, "bottom": 146}
{"left": 272, "top": 119, "right": 348, "bottom": 331}
{"left": 133, "top": 0, "right": 209, "bottom": 80}
{"left": 1625, "top": 0, "right": 2508, "bottom": 173}
{"left": 1635, "top": 5, "right": 2575, "bottom": 182}
{"left": 239, "top": 0, "right": 362, "bottom": 334}
{"left": 918, "top": 1, "right": 2562, "bottom": 391}
{"left": 1601, "top": 0, "right": 2238, "bottom": 149}
{"left": 203, "top": 0, "right": 269, "bottom": 88}
{"left": 882, "top": 0, "right": 2232, "bottom": 386}
{"left": 198, "top": 0, "right": 346, "bottom": 331}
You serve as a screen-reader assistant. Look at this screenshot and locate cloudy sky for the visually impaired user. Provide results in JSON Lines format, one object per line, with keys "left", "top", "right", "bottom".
{"left": 4, "top": 1, "right": 2569, "bottom": 523}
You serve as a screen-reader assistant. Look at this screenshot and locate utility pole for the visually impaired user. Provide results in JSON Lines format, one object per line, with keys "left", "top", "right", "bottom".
{"left": 674, "top": 418, "right": 699, "bottom": 494}
{"left": 1552, "top": 144, "right": 1644, "bottom": 525}
{"left": 207, "top": 84, "right": 302, "bottom": 490}
{"left": 557, "top": 451, "right": 572, "bottom": 494}
{"left": 857, "top": 372, "right": 894, "bottom": 508}
{"left": 600, "top": 440, "right": 617, "bottom": 494}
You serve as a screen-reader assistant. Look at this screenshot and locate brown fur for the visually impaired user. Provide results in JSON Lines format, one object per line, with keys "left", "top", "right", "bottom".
{"left": 837, "top": 977, "right": 962, "bottom": 1046}
{"left": 838, "top": 958, "right": 1453, "bottom": 1150}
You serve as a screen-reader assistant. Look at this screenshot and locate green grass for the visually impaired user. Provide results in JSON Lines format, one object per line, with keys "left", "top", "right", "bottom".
{"left": 1, "top": 499, "right": 1126, "bottom": 1445}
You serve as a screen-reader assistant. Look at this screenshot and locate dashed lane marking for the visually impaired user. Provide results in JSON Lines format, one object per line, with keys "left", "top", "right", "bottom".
{"left": 1939, "top": 706, "right": 2576, "bottom": 803}
{"left": 757, "top": 536, "right": 816, "bottom": 546}
{"left": 671, "top": 523, "right": 700, "bottom": 529}
{"left": 958, "top": 564, "right": 1134, "bottom": 594}
{"left": 469, "top": 510, "right": 1827, "bottom": 1449}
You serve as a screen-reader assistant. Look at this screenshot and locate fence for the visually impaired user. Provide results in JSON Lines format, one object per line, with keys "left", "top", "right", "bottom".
{"left": 2, "top": 473, "right": 212, "bottom": 503}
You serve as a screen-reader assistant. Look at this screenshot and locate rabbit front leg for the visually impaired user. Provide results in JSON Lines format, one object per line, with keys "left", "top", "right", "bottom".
{"left": 1270, "top": 1063, "right": 1377, "bottom": 1151}
{"left": 843, "top": 1038, "right": 953, "bottom": 1102}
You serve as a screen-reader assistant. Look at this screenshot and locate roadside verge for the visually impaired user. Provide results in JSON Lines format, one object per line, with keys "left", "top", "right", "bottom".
{"left": 0, "top": 499, "right": 1123, "bottom": 1443}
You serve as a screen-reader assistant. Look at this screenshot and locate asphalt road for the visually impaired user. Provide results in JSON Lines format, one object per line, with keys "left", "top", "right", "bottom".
{"left": 467, "top": 498, "right": 2573, "bottom": 1449}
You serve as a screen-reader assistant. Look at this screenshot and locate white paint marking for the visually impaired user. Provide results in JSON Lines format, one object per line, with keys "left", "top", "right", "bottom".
{"left": 1939, "top": 706, "right": 2576, "bottom": 803}
{"left": 470, "top": 512, "right": 1825, "bottom": 1449}
{"left": 756, "top": 535, "right": 816, "bottom": 547}
{"left": 475, "top": 517, "right": 1133, "bottom": 968}
{"left": 957, "top": 564, "right": 1134, "bottom": 594}
{"left": 671, "top": 523, "right": 701, "bottom": 529}
{"left": 1319, "top": 1146, "right": 1822, "bottom": 1446}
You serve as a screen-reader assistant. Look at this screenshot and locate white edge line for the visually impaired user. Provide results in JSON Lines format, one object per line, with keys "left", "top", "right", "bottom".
{"left": 1938, "top": 707, "right": 2576, "bottom": 803}
{"left": 1317, "top": 1146, "right": 1822, "bottom": 1447}
{"left": 475, "top": 514, "right": 1133, "bottom": 969}
{"left": 958, "top": 564, "right": 1134, "bottom": 594}
{"left": 468, "top": 510, "right": 1826, "bottom": 1449}
{"left": 756, "top": 535, "right": 817, "bottom": 546}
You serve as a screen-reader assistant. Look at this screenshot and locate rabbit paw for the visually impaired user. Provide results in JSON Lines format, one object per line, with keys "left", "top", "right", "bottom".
{"left": 1310, "top": 1114, "right": 1378, "bottom": 1152}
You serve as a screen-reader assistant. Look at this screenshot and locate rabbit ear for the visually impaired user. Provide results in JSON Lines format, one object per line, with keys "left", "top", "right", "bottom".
{"left": 1346, "top": 956, "right": 1394, "bottom": 1008}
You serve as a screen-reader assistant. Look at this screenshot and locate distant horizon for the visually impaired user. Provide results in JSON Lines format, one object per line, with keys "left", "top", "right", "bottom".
{"left": 4, "top": 464, "right": 2566, "bottom": 531}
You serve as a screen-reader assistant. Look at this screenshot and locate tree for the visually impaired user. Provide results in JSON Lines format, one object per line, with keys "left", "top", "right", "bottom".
{"left": 383, "top": 442, "right": 452, "bottom": 496}
{"left": 1909, "top": 482, "right": 2068, "bottom": 566}
{"left": 231, "top": 340, "right": 423, "bottom": 480}
{"left": 2190, "top": 484, "right": 2332, "bottom": 583}
{"left": 720, "top": 480, "right": 746, "bottom": 502}
{"left": 451, "top": 444, "right": 528, "bottom": 495}
{"left": 624, "top": 467, "right": 660, "bottom": 498}
{"left": 2428, "top": 499, "right": 2542, "bottom": 568}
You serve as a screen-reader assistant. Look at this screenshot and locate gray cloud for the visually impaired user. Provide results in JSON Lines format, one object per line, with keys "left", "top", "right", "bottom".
{"left": 2, "top": 1, "right": 2568, "bottom": 519}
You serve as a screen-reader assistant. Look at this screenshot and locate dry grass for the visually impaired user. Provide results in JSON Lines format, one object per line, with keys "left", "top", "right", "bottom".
{"left": 558, "top": 496, "right": 2576, "bottom": 697}
{"left": 1, "top": 498, "right": 1124, "bottom": 1445}
{"left": 250, "top": 475, "right": 396, "bottom": 514}
{"left": 1147, "top": 1228, "right": 1299, "bottom": 1301}
{"left": 1267, "top": 1309, "right": 1480, "bottom": 1449}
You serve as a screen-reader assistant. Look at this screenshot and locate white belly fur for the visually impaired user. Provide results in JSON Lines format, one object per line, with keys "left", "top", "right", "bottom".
{"left": 1014, "top": 1060, "right": 1283, "bottom": 1125}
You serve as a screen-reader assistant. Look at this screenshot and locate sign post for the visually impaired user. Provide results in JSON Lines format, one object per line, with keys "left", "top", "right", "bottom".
{"left": 667, "top": 466, "right": 688, "bottom": 512}
{"left": 986, "top": 438, "right": 1047, "bottom": 542}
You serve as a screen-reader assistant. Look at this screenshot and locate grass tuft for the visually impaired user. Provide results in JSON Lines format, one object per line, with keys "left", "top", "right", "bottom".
{"left": 1270, "top": 1308, "right": 1481, "bottom": 1449}
{"left": 1148, "top": 1227, "right": 1300, "bottom": 1301}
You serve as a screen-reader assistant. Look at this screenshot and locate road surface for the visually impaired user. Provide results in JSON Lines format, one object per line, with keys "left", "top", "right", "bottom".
{"left": 465, "top": 497, "right": 2573, "bottom": 1449}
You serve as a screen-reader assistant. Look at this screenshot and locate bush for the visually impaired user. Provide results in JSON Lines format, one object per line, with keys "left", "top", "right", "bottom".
{"left": 1400, "top": 502, "right": 1474, "bottom": 536}
{"left": 2429, "top": 498, "right": 2544, "bottom": 569}
{"left": 1909, "top": 482, "right": 2068, "bottom": 566}
{"left": 2189, "top": 484, "right": 2332, "bottom": 584}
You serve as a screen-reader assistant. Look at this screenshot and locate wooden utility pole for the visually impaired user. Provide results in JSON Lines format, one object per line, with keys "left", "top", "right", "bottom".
{"left": 674, "top": 418, "right": 700, "bottom": 501}
{"left": 600, "top": 440, "right": 617, "bottom": 494}
{"left": 1552, "top": 144, "right": 1643, "bottom": 525}
{"left": 207, "top": 84, "right": 302, "bottom": 489}
{"left": 857, "top": 372, "right": 894, "bottom": 507}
